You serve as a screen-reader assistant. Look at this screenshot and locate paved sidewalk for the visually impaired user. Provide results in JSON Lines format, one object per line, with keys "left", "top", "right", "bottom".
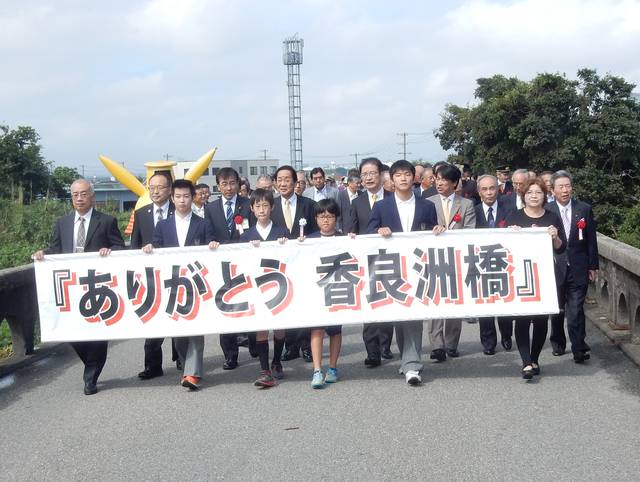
{"left": 1, "top": 322, "right": 640, "bottom": 481}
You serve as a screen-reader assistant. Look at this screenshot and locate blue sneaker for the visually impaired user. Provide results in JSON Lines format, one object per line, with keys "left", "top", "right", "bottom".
{"left": 311, "top": 370, "right": 324, "bottom": 389}
{"left": 324, "top": 367, "right": 338, "bottom": 383}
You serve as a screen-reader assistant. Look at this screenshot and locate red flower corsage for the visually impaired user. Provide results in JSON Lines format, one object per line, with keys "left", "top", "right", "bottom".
{"left": 577, "top": 217, "right": 586, "bottom": 240}
{"left": 498, "top": 220, "right": 506, "bottom": 228}
{"left": 234, "top": 215, "right": 244, "bottom": 225}
{"left": 448, "top": 212, "right": 462, "bottom": 229}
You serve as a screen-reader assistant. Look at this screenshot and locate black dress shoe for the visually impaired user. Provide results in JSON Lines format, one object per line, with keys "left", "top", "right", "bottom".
{"left": 281, "top": 348, "right": 300, "bottom": 361}
{"left": 175, "top": 359, "right": 183, "bottom": 371}
{"left": 430, "top": 349, "right": 446, "bottom": 362}
{"left": 138, "top": 368, "right": 164, "bottom": 380}
{"left": 573, "top": 352, "right": 587, "bottom": 364}
{"left": 302, "top": 348, "right": 313, "bottom": 362}
{"left": 501, "top": 338, "right": 513, "bottom": 351}
{"left": 222, "top": 360, "right": 238, "bottom": 370}
{"left": 381, "top": 350, "right": 393, "bottom": 360}
{"left": 483, "top": 349, "right": 496, "bottom": 356}
{"left": 84, "top": 383, "right": 98, "bottom": 395}
{"left": 446, "top": 349, "right": 460, "bottom": 358}
{"left": 364, "top": 357, "right": 381, "bottom": 367}
{"left": 551, "top": 342, "right": 565, "bottom": 356}
{"left": 249, "top": 348, "right": 259, "bottom": 358}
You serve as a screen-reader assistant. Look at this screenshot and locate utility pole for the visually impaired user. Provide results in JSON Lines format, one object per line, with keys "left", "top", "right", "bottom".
{"left": 397, "top": 132, "right": 430, "bottom": 161}
{"left": 351, "top": 153, "right": 359, "bottom": 169}
{"left": 79, "top": 164, "right": 86, "bottom": 177}
{"left": 261, "top": 149, "right": 268, "bottom": 161}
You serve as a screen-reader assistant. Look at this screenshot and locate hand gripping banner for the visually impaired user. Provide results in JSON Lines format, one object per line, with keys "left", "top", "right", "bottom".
{"left": 34, "top": 228, "right": 558, "bottom": 342}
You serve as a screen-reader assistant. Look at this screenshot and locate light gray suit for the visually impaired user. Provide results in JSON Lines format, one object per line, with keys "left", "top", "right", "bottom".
{"left": 427, "top": 193, "right": 476, "bottom": 353}
{"left": 303, "top": 185, "right": 340, "bottom": 203}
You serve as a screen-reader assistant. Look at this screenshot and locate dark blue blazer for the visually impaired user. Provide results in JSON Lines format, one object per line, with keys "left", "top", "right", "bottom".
{"left": 130, "top": 202, "right": 175, "bottom": 249}
{"left": 152, "top": 214, "right": 209, "bottom": 248}
{"left": 349, "top": 189, "right": 393, "bottom": 235}
{"left": 271, "top": 194, "right": 318, "bottom": 239}
{"left": 546, "top": 199, "right": 599, "bottom": 285}
{"left": 239, "top": 224, "right": 290, "bottom": 242}
{"left": 366, "top": 194, "right": 438, "bottom": 234}
{"left": 204, "top": 195, "right": 254, "bottom": 245}
{"left": 474, "top": 201, "right": 513, "bottom": 229}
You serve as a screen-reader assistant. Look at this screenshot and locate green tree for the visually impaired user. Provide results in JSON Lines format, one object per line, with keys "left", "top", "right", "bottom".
{"left": 50, "top": 166, "right": 81, "bottom": 198}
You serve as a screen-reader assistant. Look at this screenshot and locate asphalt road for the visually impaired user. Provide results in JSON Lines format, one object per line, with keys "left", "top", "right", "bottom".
{"left": 1, "top": 321, "right": 640, "bottom": 481}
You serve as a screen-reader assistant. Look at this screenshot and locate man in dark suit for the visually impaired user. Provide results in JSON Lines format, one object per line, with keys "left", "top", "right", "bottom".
{"left": 336, "top": 174, "right": 359, "bottom": 233}
{"left": 348, "top": 157, "right": 395, "bottom": 365}
{"left": 413, "top": 165, "right": 437, "bottom": 199}
{"left": 143, "top": 179, "right": 214, "bottom": 390}
{"left": 500, "top": 168, "right": 528, "bottom": 210}
{"left": 32, "top": 179, "right": 124, "bottom": 395}
{"left": 367, "top": 160, "right": 443, "bottom": 385}
{"left": 272, "top": 165, "right": 317, "bottom": 361}
{"left": 546, "top": 170, "right": 599, "bottom": 363}
{"left": 475, "top": 174, "right": 515, "bottom": 355}
{"left": 131, "top": 171, "right": 178, "bottom": 380}
{"left": 204, "top": 167, "right": 254, "bottom": 370}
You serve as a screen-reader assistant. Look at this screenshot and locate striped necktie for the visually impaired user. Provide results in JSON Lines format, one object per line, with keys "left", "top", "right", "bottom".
{"left": 76, "top": 217, "right": 86, "bottom": 252}
{"left": 226, "top": 200, "right": 233, "bottom": 233}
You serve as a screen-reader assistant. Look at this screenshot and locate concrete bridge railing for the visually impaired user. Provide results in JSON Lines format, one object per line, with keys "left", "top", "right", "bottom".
{"left": 0, "top": 234, "right": 639, "bottom": 367}
{"left": 592, "top": 234, "right": 640, "bottom": 343}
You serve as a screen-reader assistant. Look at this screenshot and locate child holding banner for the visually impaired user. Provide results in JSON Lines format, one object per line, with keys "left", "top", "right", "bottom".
{"left": 240, "top": 188, "right": 289, "bottom": 388}
{"left": 299, "top": 198, "right": 348, "bottom": 389}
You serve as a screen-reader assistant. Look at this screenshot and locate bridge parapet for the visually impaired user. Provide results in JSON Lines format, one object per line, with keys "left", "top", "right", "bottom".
{"left": 593, "top": 234, "right": 640, "bottom": 342}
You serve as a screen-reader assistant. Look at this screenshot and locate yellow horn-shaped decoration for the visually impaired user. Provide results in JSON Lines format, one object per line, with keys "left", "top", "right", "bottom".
{"left": 185, "top": 148, "right": 217, "bottom": 182}
{"left": 98, "top": 155, "right": 147, "bottom": 197}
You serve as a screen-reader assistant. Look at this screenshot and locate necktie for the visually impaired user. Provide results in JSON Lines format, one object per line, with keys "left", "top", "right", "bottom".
{"left": 443, "top": 198, "right": 451, "bottom": 225}
{"left": 226, "top": 200, "right": 233, "bottom": 233}
{"left": 371, "top": 193, "right": 378, "bottom": 207}
{"left": 562, "top": 206, "right": 571, "bottom": 239}
{"left": 156, "top": 207, "right": 164, "bottom": 226}
{"left": 76, "top": 217, "right": 86, "bottom": 252}
{"left": 487, "top": 206, "right": 495, "bottom": 228}
{"left": 284, "top": 199, "right": 293, "bottom": 231}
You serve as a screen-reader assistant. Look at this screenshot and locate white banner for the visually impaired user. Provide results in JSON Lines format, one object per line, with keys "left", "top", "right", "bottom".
{"left": 35, "top": 228, "right": 558, "bottom": 342}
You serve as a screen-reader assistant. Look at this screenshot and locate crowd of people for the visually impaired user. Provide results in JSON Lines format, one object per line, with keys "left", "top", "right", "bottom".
{"left": 32, "top": 158, "right": 599, "bottom": 395}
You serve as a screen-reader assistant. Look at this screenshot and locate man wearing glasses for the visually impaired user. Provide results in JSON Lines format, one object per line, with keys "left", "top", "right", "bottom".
{"left": 131, "top": 171, "right": 179, "bottom": 380}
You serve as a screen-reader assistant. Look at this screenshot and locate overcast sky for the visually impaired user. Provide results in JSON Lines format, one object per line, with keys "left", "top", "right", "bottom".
{"left": 1, "top": 0, "right": 639, "bottom": 176}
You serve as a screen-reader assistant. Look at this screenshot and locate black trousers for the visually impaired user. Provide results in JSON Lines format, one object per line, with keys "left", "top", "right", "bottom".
{"left": 514, "top": 315, "right": 548, "bottom": 366}
{"left": 550, "top": 269, "right": 590, "bottom": 354}
{"left": 71, "top": 341, "right": 108, "bottom": 386}
{"left": 144, "top": 338, "right": 178, "bottom": 370}
{"left": 284, "top": 328, "right": 311, "bottom": 352}
{"left": 362, "top": 322, "right": 394, "bottom": 359}
{"left": 220, "top": 333, "right": 239, "bottom": 362}
{"left": 478, "top": 317, "right": 513, "bottom": 351}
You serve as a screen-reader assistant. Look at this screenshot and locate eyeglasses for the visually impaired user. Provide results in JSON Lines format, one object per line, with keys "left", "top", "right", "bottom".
{"left": 71, "top": 192, "right": 91, "bottom": 199}
{"left": 149, "top": 185, "right": 169, "bottom": 192}
{"left": 317, "top": 214, "right": 336, "bottom": 220}
{"left": 360, "top": 171, "right": 379, "bottom": 179}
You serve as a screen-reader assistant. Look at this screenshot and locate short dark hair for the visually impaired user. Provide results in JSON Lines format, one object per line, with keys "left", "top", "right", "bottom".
{"left": 275, "top": 165, "right": 297, "bottom": 181}
{"left": 172, "top": 179, "right": 195, "bottom": 196}
{"left": 551, "top": 170, "right": 573, "bottom": 188}
{"left": 314, "top": 198, "right": 340, "bottom": 218}
{"left": 216, "top": 167, "right": 240, "bottom": 184}
{"left": 310, "top": 167, "right": 325, "bottom": 178}
{"left": 390, "top": 159, "right": 415, "bottom": 178}
{"left": 249, "top": 188, "right": 274, "bottom": 207}
{"left": 380, "top": 163, "right": 390, "bottom": 173}
{"left": 195, "top": 183, "right": 209, "bottom": 190}
{"left": 436, "top": 163, "right": 462, "bottom": 185}
{"left": 359, "top": 157, "right": 383, "bottom": 174}
{"left": 150, "top": 171, "right": 172, "bottom": 187}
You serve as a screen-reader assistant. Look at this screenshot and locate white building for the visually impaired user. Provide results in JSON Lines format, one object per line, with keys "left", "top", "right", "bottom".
{"left": 173, "top": 158, "right": 279, "bottom": 194}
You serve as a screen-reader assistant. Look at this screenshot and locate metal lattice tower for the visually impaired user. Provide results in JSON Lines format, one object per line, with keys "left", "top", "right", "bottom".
{"left": 283, "top": 35, "right": 304, "bottom": 170}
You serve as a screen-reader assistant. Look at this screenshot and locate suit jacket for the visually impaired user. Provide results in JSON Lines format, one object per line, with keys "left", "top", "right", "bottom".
{"left": 46, "top": 210, "right": 125, "bottom": 255}
{"left": 366, "top": 194, "right": 438, "bottom": 234}
{"left": 130, "top": 202, "right": 175, "bottom": 249}
{"left": 204, "top": 195, "right": 253, "bottom": 245}
{"left": 337, "top": 189, "right": 357, "bottom": 234}
{"left": 498, "top": 181, "right": 514, "bottom": 196}
{"left": 474, "top": 201, "right": 513, "bottom": 229}
{"left": 239, "top": 224, "right": 290, "bottom": 242}
{"left": 152, "top": 214, "right": 208, "bottom": 248}
{"left": 349, "top": 190, "right": 393, "bottom": 235}
{"left": 546, "top": 199, "right": 599, "bottom": 285}
{"left": 303, "top": 185, "right": 339, "bottom": 203}
{"left": 271, "top": 194, "right": 318, "bottom": 239}
{"left": 428, "top": 193, "right": 476, "bottom": 229}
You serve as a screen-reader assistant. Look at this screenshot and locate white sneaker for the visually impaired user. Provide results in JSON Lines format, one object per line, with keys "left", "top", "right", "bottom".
{"left": 405, "top": 370, "right": 421, "bottom": 386}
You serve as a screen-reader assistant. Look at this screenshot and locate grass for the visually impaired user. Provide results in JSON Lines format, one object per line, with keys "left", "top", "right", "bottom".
{"left": 0, "top": 319, "right": 13, "bottom": 359}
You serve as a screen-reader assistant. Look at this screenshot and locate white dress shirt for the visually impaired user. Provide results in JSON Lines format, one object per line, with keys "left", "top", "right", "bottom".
{"left": 314, "top": 186, "right": 327, "bottom": 201}
{"left": 73, "top": 208, "right": 93, "bottom": 252}
{"left": 558, "top": 200, "right": 572, "bottom": 238}
{"left": 348, "top": 189, "right": 359, "bottom": 203}
{"left": 256, "top": 221, "right": 273, "bottom": 241}
{"left": 395, "top": 194, "right": 415, "bottom": 233}
{"left": 192, "top": 203, "right": 205, "bottom": 218}
{"left": 154, "top": 200, "right": 171, "bottom": 227}
{"left": 221, "top": 195, "right": 237, "bottom": 217}
{"left": 175, "top": 212, "right": 192, "bottom": 247}
{"left": 482, "top": 200, "right": 498, "bottom": 220}
{"left": 368, "top": 187, "right": 385, "bottom": 209}
{"left": 281, "top": 193, "right": 298, "bottom": 213}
